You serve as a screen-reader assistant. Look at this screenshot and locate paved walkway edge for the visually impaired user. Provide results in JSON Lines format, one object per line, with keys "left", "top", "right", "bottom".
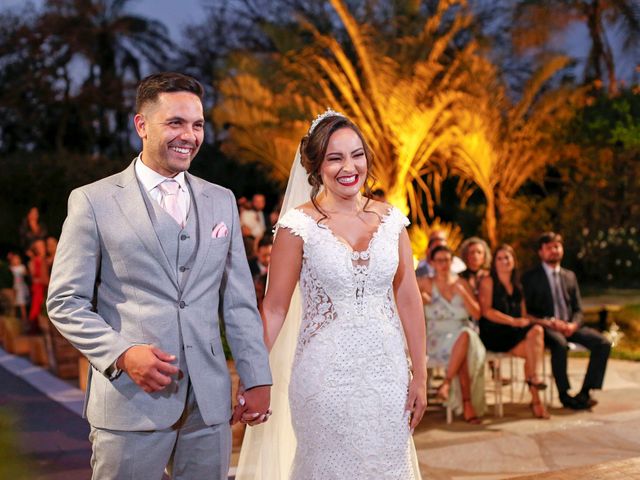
{"left": 0, "top": 347, "right": 239, "bottom": 478}
{"left": 0, "top": 346, "right": 84, "bottom": 416}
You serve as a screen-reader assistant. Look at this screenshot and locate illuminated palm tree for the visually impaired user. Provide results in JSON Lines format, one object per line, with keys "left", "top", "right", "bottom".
{"left": 215, "top": 0, "right": 474, "bottom": 227}
{"left": 450, "top": 55, "right": 584, "bottom": 246}
{"left": 215, "top": 0, "right": 584, "bottom": 247}
{"left": 214, "top": 74, "right": 313, "bottom": 183}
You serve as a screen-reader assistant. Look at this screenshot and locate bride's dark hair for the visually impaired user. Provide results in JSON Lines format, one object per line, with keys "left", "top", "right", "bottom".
{"left": 299, "top": 114, "right": 377, "bottom": 220}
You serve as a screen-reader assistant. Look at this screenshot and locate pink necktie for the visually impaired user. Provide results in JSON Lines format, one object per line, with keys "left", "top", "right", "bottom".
{"left": 158, "top": 180, "right": 184, "bottom": 227}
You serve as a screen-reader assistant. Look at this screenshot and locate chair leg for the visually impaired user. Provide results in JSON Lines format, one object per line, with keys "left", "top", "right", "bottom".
{"left": 544, "top": 353, "right": 554, "bottom": 408}
{"left": 509, "top": 355, "right": 515, "bottom": 403}
{"left": 446, "top": 404, "right": 452, "bottom": 424}
{"left": 492, "top": 357, "right": 503, "bottom": 417}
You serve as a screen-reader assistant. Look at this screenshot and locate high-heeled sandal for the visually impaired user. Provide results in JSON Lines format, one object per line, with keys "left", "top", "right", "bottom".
{"left": 530, "top": 400, "right": 550, "bottom": 419}
{"left": 436, "top": 379, "right": 450, "bottom": 402}
{"left": 463, "top": 399, "right": 482, "bottom": 424}
{"left": 526, "top": 378, "right": 548, "bottom": 390}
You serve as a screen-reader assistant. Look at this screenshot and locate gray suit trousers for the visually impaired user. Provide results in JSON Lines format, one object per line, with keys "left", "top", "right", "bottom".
{"left": 90, "top": 381, "right": 231, "bottom": 480}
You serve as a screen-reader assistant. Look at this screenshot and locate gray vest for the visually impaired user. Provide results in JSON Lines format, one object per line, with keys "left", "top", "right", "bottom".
{"left": 139, "top": 181, "right": 200, "bottom": 291}
{"left": 138, "top": 179, "right": 200, "bottom": 386}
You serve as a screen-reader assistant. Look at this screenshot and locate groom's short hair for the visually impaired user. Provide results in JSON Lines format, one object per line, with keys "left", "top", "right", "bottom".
{"left": 136, "top": 72, "right": 204, "bottom": 112}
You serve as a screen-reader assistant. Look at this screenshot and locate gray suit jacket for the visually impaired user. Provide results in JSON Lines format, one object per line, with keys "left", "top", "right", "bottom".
{"left": 47, "top": 161, "right": 271, "bottom": 431}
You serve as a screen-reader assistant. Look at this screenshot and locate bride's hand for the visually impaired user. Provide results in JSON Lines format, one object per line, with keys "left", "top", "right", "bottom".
{"left": 406, "top": 375, "right": 427, "bottom": 431}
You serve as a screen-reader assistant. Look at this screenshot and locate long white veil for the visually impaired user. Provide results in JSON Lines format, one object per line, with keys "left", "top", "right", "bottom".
{"left": 235, "top": 146, "right": 309, "bottom": 480}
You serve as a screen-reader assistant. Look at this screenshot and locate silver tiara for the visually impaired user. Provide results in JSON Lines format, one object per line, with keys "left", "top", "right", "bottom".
{"left": 308, "top": 108, "right": 346, "bottom": 134}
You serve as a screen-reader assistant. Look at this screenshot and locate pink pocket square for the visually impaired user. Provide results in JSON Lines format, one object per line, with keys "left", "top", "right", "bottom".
{"left": 211, "top": 222, "right": 229, "bottom": 238}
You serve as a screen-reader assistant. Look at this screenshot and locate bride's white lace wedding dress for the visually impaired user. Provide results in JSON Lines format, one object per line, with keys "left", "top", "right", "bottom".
{"left": 277, "top": 205, "right": 418, "bottom": 480}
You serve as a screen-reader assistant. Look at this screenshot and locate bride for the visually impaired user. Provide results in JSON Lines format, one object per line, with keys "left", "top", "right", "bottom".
{"left": 235, "top": 110, "right": 426, "bottom": 479}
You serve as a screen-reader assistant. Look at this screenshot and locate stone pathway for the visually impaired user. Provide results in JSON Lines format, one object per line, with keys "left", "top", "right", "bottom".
{"left": 413, "top": 357, "right": 640, "bottom": 479}
{"left": 4, "top": 346, "right": 640, "bottom": 479}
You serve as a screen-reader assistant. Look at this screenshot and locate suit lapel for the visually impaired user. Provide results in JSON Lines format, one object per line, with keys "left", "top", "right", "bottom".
{"left": 113, "top": 162, "right": 179, "bottom": 290}
{"left": 559, "top": 268, "right": 571, "bottom": 313}
{"left": 183, "top": 173, "right": 215, "bottom": 293}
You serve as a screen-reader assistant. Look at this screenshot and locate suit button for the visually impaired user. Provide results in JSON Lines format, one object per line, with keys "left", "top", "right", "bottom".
{"left": 180, "top": 234, "right": 189, "bottom": 241}
{"left": 179, "top": 266, "right": 186, "bottom": 272}
{"left": 179, "top": 301, "right": 186, "bottom": 309}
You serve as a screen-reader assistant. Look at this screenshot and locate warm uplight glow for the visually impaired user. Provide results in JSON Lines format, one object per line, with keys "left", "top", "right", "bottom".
{"left": 214, "top": 0, "right": 584, "bottom": 250}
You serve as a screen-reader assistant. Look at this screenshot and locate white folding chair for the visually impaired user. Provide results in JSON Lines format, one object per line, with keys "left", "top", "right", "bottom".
{"left": 427, "top": 357, "right": 453, "bottom": 424}
{"left": 485, "top": 351, "right": 516, "bottom": 418}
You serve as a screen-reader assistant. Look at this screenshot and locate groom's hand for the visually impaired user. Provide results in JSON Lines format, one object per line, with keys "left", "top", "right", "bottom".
{"left": 116, "top": 345, "right": 180, "bottom": 393}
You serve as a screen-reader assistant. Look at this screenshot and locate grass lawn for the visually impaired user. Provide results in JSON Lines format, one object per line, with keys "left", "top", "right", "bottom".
{"left": 575, "top": 287, "right": 640, "bottom": 361}
{"left": 581, "top": 289, "right": 640, "bottom": 361}
{"left": 611, "top": 303, "right": 640, "bottom": 361}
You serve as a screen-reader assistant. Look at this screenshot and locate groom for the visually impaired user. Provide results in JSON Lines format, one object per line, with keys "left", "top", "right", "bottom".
{"left": 47, "top": 72, "right": 272, "bottom": 479}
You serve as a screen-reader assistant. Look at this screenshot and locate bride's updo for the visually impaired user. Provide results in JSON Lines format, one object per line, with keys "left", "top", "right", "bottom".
{"left": 299, "top": 112, "right": 375, "bottom": 212}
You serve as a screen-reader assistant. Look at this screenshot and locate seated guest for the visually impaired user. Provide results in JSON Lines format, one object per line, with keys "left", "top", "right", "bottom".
{"left": 459, "top": 237, "right": 491, "bottom": 296}
{"left": 416, "top": 229, "right": 466, "bottom": 277}
{"left": 478, "top": 244, "right": 549, "bottom": 419}
{"left": 240, "top": 193, "right": 267, "bottom": 240}
{"left": 418, "top": 246, "right": 485, "bottom": 423}
{"left": 522, "top": 232, "right": 611, "bottom": 410}
{"left": 249, "top": 235, "right": 273, "bottom": 278}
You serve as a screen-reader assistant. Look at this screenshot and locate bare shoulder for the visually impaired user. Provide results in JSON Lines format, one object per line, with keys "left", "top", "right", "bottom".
{"left": 479, "top": 274, "right": 493, "bottom": 290}
{"left": 294, "top": 201, "right": 321, "bottom": 220}
{"left": 365, "top": 199, "right": 393, "bottom": 217}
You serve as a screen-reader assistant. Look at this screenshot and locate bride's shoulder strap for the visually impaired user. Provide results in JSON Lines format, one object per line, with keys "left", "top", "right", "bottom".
{"left": 275, "top": 208, "right": 310, "bottom": 241}
{"left": 384, "top": 205, "right": 410, "bottom": 235}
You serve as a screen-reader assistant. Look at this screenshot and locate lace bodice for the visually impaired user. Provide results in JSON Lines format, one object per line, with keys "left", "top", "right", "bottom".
{"left": 276, "top": 206, "right": 418, "bottom": 480}
{"left": 277, "top": 206, "right": 410, "bottom": 356}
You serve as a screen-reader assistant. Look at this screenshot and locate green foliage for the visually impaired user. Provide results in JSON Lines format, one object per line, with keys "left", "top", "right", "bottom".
{"left": 0, "top": 409, "right": 33, "bottom": 479}
{"left": 498, "top": 194, "right": 559, "bottom": 269}
{"left": 570, "top": 91, "right": 640, "bottom": 149}
{"left": 611, "top": 303, "right": 640, "bottom": 359}
{"left": 557, "top": 90, "right": 640, "bottom": 286}
{"left": 575, "top": 227, "right": 640, "bottom": 286}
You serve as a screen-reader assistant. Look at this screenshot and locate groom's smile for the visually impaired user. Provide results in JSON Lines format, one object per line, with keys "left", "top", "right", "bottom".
{"left": 134, "top": 91, "right": 205, "bottom": 177}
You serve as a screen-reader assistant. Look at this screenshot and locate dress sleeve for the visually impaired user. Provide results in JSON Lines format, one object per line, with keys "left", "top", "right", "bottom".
{"left": 276, "top": 209, "right": 309, "bottom": 241}
{"left": 386, "top": 206, "right": 410, "bottom": 237}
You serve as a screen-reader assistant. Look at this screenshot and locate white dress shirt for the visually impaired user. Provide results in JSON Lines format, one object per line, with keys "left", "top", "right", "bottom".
{"left": 135, "top": 154, "right": 191, "bottom": 219}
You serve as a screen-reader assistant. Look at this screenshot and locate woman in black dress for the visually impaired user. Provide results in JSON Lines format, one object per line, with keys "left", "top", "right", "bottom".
{"left": 478, "top": 244, "right": 549, "bottom": 419}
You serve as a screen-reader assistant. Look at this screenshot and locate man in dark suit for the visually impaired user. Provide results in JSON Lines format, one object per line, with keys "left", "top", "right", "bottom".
{"left": 522, "top": 232, "right": 611, "bottom": 410}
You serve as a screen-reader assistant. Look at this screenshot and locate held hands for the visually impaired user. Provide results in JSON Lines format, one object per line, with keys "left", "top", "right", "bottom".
{"left": 562, "top": 321, "right": 579, "bottom": 337}
{"left": 116, "top": 345, "right": 180, "bottom": 393}
{"left": 231, "top": 381, "right": 272, "bottom": 426}
{"left": 406, "top": 374, "right": 427, "bottom": 432}
{"left": 547, "top": 317, "right": 578, "bottom": 336}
